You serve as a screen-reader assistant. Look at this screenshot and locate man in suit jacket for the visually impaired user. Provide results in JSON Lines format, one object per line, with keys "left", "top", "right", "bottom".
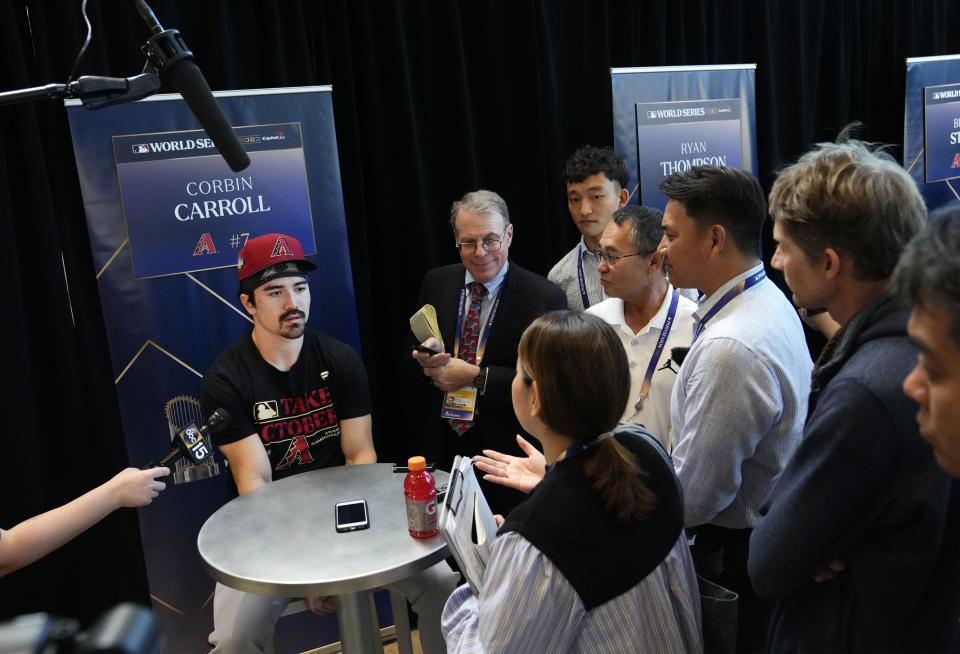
{"left": 410, "top": 190, "right": 566, "bottom": 513}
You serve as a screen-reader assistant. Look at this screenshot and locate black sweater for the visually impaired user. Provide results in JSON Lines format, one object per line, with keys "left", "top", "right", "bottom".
{"left": 501, "top": 425, "right": 684, "bottom": 610}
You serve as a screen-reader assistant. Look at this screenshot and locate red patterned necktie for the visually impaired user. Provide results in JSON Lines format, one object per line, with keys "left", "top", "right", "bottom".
{"left": 449, "top": 281, "right": 488, "bottom": 435}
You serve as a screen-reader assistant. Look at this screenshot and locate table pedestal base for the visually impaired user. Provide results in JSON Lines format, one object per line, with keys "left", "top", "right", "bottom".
{"left": 337, "top": 590, "right": 383, "bottom": 653}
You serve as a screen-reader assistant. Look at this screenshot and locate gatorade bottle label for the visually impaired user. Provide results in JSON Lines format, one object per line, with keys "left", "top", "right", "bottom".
{"left": 405, "top": 497, "right": 438, "bottom": 534}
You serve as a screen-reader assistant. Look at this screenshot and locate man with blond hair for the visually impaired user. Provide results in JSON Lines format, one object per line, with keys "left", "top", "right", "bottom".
{"left": 749, "top": 139, "right": 958, "bottom": 652}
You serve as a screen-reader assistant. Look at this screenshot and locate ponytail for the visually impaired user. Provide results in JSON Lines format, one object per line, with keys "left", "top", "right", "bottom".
{"left": 582, "top": 438, "right": 656, "bottom": 523}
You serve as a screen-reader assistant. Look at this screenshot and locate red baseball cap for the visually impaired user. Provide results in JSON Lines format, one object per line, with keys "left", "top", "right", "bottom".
{"left": 237, "top": 233, "right": 317, "bottom": 291}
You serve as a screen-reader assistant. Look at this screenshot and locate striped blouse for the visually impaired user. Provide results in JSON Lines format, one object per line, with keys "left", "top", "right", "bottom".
{"left": 441, "top": 531, "right": 703, "bottom": 653}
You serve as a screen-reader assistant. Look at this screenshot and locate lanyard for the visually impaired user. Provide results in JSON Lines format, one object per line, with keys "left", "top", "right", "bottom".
{"left": 576, "top": 245, "right": 595, "bottom": 309}
{"left": 692, "top": 269, "right": 766, "bottom": 343}
{"left": 546, "top": 432, "right": 615, "bottom": 474}
{"left": 451, "top": 284, "right": 504, "bottom": 366}
{"left": 634, "top": 287, "right": 680, "bottom": 412}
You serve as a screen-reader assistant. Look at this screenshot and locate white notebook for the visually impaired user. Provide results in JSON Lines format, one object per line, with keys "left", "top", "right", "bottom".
{"left": 439, "top": 456, "right": 498, "bottom": 594}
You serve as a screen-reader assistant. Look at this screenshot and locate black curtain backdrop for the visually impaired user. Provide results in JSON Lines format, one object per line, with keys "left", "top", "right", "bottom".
{"left": 2, "top": 0, "right": 959, "bottom": 623}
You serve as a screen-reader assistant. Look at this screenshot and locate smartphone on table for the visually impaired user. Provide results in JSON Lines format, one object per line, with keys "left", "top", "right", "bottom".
{"left": 335, "top": 499, "right": 370, "bottom": 533}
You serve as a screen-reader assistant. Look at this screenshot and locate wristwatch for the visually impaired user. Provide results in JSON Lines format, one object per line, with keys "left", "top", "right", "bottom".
{"left": 471, "top": 367, "right": 488, "bottom": 395}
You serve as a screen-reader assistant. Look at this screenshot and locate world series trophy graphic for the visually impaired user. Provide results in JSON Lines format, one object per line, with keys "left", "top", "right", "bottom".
{"left": 163, "top": 395, "right": 223, "bottom": 484}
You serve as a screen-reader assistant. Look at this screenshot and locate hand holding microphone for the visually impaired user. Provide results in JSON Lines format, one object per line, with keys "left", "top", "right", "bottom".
{"left": 152, "top": 407, "right": 231, "bottom": 469}
{"left": 106, "top": 467, "right": 170, "bottom": 508}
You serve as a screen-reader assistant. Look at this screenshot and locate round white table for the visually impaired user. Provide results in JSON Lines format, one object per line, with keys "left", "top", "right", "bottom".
{"left": 197, "top": 463, "right": 448, "bottom": 653}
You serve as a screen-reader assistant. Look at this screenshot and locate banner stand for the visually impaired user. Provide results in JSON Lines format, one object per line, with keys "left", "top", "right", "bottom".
{"left": 904, "top": 54, "right": 960, "bottom": 211}
{"left": 611, "top": 64, "right": 758, "bottom": 211}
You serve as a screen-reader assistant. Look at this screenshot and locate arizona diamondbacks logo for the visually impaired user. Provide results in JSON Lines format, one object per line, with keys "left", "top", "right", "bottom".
{"left": 271, "top": 236, "right": 294, "bottom": 258}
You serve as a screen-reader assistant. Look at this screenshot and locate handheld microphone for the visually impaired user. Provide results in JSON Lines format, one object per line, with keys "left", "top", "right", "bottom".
{"left": 154, "top": 408, "right": 230, "bottom": 468}
{"left": 134, "top": 0, "right": 251, "bottom": 172}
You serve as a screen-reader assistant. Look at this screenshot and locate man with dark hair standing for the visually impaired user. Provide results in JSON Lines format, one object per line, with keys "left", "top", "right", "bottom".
{"left": 750, "top": 141, "right": 959, "bottom": 652}
{"left": 203, "top": 233, "right": 457, "bottom": 654}
{"left": 548, "top": 146, "right": 630, "bottom": 311}
{"left": 585, "top": 205, "right": 696, "bottom": 447}
{"left": 894, "top": 208, "right": 960, "bottom": 653}
{"left": 659, "top": 166, "right": 812, "bottom": 652}
{"left": 411, "top": 190, "right": 566, "bottom": 513}
{"left": 895, "top": 207, "right": 960, "bottom": 479}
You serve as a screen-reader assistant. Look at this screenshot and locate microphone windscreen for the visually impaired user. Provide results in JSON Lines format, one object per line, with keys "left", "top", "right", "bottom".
{"left": 207, "top": 408, "right": 231, "bottom": 433}
{"left": 671, "top": 346, "right": 690, "bottom": 367}
{"left": 165, "top": 59, "right": 250, "bottom": 172}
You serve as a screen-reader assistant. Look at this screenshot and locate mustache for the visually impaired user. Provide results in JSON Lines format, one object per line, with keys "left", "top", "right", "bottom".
{"left": 280, "top": 309, "right": 306, "bottom": 322}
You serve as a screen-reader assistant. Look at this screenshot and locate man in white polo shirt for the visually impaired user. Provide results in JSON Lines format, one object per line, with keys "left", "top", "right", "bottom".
{"left": 586, "top": 205, "right": 695, "bottom": 447}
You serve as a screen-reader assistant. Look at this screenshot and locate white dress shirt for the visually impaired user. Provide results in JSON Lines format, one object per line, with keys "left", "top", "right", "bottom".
{"left": 670, "top": 263, "right": 813, "bottom": 529}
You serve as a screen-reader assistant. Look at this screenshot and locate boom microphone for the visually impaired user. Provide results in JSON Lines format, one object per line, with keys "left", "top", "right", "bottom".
{"left": 155, "top": 408, "right": 230, "bottom": 468}
{"left": 134, "top": 0, "right": 251, "bottom": 172}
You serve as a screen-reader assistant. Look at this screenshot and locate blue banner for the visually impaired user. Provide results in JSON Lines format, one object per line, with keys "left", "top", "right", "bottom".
{"left": 923, "top": 83, "right": 960, "bottom": 184}
{"left": 612, "top": 65, "right": 758, "bottom": 211}
{"left": 66, "top": 87, "right": 363, "bottom": 652}
{"left": 635, "top": 98, "right": 743, "bottom": 209}
{"left": 113, "top": 122, "right": 314, "bottom": 278}
{"left": 905, "top": 55, "right": 960, "bottom": 209}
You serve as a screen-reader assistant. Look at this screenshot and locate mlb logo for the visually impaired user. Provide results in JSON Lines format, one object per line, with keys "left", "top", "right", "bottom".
{"left": 132, "top": 144, "right": 150, "bottom": 154}
{"left": 647, "top": 111, "right": 657, "bottom": 119}
{"left": 254, "top": 400, "right": 279, "bottom": 420}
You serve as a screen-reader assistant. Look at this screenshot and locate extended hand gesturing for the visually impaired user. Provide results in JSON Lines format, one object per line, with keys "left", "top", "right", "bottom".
{"left": 472, "top": 434, "right": 546, "bottom": 494}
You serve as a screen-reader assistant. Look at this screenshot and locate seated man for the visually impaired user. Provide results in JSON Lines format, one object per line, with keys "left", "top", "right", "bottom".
{"left": 203, "top": 233, "right": 458, "bottom": 654}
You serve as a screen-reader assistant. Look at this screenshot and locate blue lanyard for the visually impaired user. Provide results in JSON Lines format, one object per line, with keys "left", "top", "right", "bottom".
{"left": 692, "top": 269, "right": 766, "bottom": 343}
{"left": 451, "top": 284, "right": 504, "bottom": 365}
{"left": 576, "top": 245, "right": 593, "bottom": 309}
{"left": 546, "top": 432, "right": 614, "bottom": 474}
{"left": 634, "top": 288, "right": 680, "bottom": 410}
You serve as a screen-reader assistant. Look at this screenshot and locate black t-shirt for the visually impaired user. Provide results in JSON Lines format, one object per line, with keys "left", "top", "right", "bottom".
{"left": 201, "top": 330, "right": 371, "bottom": 483}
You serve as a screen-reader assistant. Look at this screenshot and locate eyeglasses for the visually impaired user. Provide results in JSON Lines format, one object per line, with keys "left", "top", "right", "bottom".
{"left": 456, "top": 227, "right": 509, "bottom": 253}
{"left": 600, "top": 250, "right": 648, "bottom": 266}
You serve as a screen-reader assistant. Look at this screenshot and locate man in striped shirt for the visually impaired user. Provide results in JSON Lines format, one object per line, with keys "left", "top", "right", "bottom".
{"left": 658, "top": 166, "right": 812, "bottom": 652}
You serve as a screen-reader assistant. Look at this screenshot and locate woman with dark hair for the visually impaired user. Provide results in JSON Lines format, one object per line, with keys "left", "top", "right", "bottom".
{"left": 441, "top": 310, "right": 702, "bottom": 653}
